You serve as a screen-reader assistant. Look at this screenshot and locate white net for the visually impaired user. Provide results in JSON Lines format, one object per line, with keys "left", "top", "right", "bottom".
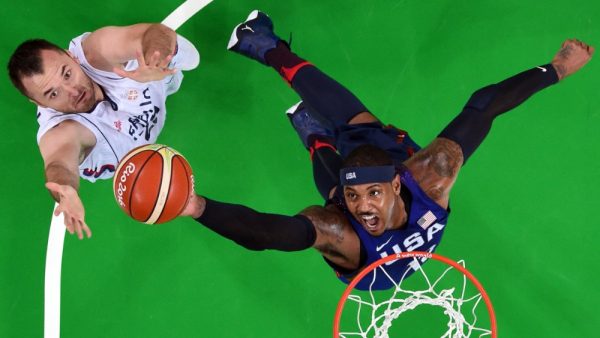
{"left": 335, "top": 253, "right": 495, "bottom": 338}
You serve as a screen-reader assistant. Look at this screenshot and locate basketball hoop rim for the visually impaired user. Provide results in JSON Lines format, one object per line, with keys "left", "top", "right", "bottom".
{"left": 332, "top": 251, "right": 497, "bottom": 338}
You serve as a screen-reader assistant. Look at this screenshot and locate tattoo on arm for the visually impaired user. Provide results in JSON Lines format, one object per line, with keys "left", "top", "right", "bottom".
{"left": 300, "top": 206, "right": 348, "bottom": 259}
{"left": 314, "top": 243, "right": 347, "bottom": 259}
{"left": 412, "top": 138, "right": 463, "bottom": 177}
{"left": 553, "top": 44, "right": 573, "bottom": 80}
{"left": 553, "top": 63, "right": 567, "bottom": 80}
{"left": 406, "top": 138, "right": 463, "bottom": 203}
{"left": 558, "top": 45, "right": 573, "bottom": 59}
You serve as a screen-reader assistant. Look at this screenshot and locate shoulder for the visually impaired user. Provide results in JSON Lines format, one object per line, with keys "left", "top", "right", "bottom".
{"left": 403, "top": 137, "right": 464, "bottom": 208}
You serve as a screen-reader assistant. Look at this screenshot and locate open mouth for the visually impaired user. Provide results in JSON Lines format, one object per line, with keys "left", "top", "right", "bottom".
{"left": 361, "top": 214, "right": 380, "bottom": 230}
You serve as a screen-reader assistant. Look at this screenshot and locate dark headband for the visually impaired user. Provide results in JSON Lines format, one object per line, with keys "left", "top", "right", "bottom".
{"left": 339, "top": 165, "right": 396, "bottom": 186}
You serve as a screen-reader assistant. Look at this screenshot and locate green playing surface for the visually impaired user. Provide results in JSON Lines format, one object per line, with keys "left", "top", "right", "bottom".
{"left": 1, "top": 0, "right": 599, "bottom": 337}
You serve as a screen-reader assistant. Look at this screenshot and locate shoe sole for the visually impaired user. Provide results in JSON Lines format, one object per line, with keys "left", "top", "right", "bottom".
{"left": 227, "top": 10, "right": 260, "bottom": 50}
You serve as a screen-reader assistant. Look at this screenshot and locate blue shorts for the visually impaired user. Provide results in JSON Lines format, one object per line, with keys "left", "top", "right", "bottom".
{"left": 335, "top": 122, "right": 421, "bottom": 163}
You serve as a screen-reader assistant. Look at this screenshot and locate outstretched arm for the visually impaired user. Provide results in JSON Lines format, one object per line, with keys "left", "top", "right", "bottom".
{"left": 406, "top": 39, "right": 594, "bottom": 208}
{"left": 438, "top": 39, "right": 594, "bottom": 163}
{"left": 81, "top": 24, "right": 178, "bottom": 82}
{"left": 180, "top": 194, "right": 361, "bottom": 269}
{"left": 181, "top": 194, "right": 317, "bottom": 252}
{"left": 39, "top": 120, "right": 95, "bottom": 239}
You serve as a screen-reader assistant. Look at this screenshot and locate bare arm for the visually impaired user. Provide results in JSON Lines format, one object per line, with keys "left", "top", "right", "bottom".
{"left": 39, "top": 120, "right": 95, "bottom": 239}
{"left": 404, "top": 138, "right": 463, "bottom": 209}
{"left": 300, "top": 205, "right": 361, "bottom": 270}
{"left": 82, "top": 24, "right": 178, "bottom": 82}
{"left": 406, "top": 39, "right": 593, "bottom": 208}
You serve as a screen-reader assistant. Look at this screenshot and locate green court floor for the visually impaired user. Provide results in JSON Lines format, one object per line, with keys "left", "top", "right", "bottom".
{"left": 1, "top": 0, "right": 599, "bottom": 337}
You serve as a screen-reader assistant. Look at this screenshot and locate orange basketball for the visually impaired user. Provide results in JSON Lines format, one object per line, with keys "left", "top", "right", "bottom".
{"left": 113, "top": 144, "right": 194, "bottom": 224}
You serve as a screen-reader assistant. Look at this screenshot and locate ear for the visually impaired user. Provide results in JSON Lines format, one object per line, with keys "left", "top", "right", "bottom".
{"left": 29, "top": 98, "right": 47, "bottom": 108}
{"left": 391, "top": 174, "right": 401, "bottom": 195}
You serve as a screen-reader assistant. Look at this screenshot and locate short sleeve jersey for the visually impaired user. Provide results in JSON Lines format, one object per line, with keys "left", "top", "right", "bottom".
{"left": 329, "top": 166, "right": 449, "bottom": 290}
{"left": 36, "top": 33, "right": 191, "bottom": 182}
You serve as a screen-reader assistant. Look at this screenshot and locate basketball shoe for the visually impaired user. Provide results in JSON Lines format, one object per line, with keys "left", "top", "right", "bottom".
{"left": 227, "top": 10, "right": 281, "bottom": 65}
{"left": 286, "top": 101, "right": 335, "bottom": 149}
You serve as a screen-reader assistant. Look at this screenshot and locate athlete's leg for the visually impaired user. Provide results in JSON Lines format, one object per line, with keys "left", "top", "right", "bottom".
{"left": 228, "top": 11, "right": 378, "bottom": 128}
{"left": 287, "top": 102, "right": 341, "bottom": 200}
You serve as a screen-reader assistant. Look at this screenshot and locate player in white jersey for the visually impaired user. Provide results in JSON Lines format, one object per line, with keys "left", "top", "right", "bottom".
{"left": 8, "top": 24, "right": 199, "bottom": 239}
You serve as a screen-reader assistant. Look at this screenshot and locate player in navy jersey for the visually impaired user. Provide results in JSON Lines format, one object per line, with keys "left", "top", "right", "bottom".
{"left": 180, "top": 10, "right": 593, "bottom": 289}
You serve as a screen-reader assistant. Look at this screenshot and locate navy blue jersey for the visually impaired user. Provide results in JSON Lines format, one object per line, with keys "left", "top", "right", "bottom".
{"left": 329, "top": 166, "right": 449, "bottom": 291}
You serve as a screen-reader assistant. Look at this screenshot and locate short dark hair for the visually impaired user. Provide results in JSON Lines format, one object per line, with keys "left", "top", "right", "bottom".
{"left": 342, "top": 144, "right": 393, "bottom": 168}
{"left": 7, "top": 39, "right": 66, "bottom": 97}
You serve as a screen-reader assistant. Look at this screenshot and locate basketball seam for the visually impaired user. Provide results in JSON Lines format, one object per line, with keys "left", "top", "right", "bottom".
{"left": 155, "top": 156, "right": 177, "bottom": 224}
{"left": 144, "top": 146, "right": 170, "bottom": 224}
{"left": 114, "top": 144, "right": 162, "bottom": 211}
{"left": 173, "top": 155, "right": 192, "bottom": 219}
{"left": 131, "top": 145, "right": 167, "bottom": 221}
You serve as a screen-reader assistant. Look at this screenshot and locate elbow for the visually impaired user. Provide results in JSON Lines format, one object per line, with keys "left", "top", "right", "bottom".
{"left": 465, "top": 84, "right": 499, "bottom": 111}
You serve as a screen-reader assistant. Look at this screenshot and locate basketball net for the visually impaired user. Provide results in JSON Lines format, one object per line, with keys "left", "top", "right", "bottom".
{"left": 333, "top": 252, "right": 497, "bottom": 338}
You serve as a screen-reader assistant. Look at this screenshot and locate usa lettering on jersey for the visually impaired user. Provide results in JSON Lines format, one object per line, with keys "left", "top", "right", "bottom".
{"left": 379, "top": 222, "right": 445, "bottom": 266}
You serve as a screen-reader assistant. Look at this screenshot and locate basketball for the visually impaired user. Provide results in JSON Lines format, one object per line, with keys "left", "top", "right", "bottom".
{"left": 113, "top": 144, "right": 194, "bottom": 224}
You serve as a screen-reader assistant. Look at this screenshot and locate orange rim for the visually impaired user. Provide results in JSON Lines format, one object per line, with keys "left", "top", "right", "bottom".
{"left": 333, "top": 251, "right": 497, "bottom": 338}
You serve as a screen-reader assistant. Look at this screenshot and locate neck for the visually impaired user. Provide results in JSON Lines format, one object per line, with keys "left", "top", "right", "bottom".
{"left": 93, "top": 81, "right": 104, "bottom": 102}
{"left": 390, "top": 195, "right": 408, "bottom": 230}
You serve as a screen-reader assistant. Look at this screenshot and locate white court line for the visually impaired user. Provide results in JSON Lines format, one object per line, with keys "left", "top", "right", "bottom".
{"left": 162, "top": 0, "right": 214, "bottom": 30}
{"left": 44, "top": 203, "right": 65, "bottom": 338}
{"left": 43, "top": 1, "right": 213, "bottom": 337}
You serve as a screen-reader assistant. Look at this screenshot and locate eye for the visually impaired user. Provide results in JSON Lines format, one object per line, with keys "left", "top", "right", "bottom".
{"left": 370, "top": 190, "right": 381, "bottom": 197}
{"left": 346, "top": 192, "right": 357, "bottom": 201}
{"left": 64, "top": 70, "right": 71, "bottom": 80}
{"left": 49, "top": 90, "right": 58, "bottom": 99}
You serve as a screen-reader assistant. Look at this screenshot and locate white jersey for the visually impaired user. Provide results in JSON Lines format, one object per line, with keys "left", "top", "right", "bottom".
{"left": 36, "top": 33, "right": 199, "bottom": 182}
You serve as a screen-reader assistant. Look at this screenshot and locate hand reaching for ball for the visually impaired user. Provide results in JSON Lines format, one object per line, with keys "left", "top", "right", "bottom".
{"left": 46, "top": 182, "right": 92, "bottom": 239}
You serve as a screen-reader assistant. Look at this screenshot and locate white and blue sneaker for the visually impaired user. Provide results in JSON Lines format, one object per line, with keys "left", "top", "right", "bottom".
{"left": 286, "top": 101, "right": 335, "bottom": 149}
{"left": 227, "top": 10, "right": 281, "bottom": 65}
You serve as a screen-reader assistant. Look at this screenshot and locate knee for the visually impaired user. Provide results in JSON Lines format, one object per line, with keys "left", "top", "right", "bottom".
{"left": 348, "top": 111, "right": 378, "bottom": 125}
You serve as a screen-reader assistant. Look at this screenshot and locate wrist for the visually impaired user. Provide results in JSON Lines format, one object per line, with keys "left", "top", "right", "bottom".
{"left": 550, "top": 61, "right": 566, "bottom": 81}
{"left": 187, "top": 194, "right": 206, "bottom": 219}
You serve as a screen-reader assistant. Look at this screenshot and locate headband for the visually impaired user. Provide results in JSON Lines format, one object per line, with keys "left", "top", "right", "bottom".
{"left": 339, "top": 165, "right": 396, "bottom": 186}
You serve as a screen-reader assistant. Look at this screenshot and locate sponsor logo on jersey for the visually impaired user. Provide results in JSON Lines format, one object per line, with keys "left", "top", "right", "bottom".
{"left": 376, "top": 235, "right": 394, "bottom": 251}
